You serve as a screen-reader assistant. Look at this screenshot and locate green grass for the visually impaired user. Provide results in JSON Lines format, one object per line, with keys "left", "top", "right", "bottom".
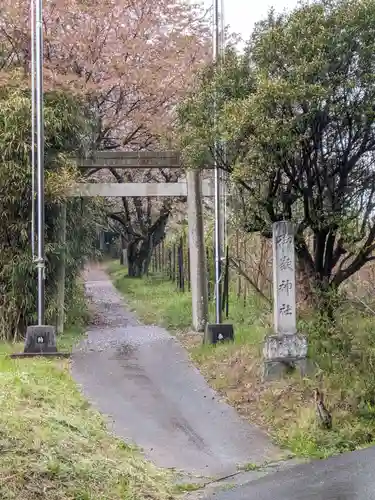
{"left": 239, "top": 462, "right": 262, "bottom": 472}
{"left": 0, "top": 324, "right": 173, "bottom": 500}
{"left": 107, "top": 261, "right": 268, "bottom": 343}
{"left": 173, "top": 483, "right": 203, "bottom": 494}
{"left": 108, "top": 262, "right": 193, "bottom": 330}
{"left": 107, "top": 261, "right": 375, "bottom": 461}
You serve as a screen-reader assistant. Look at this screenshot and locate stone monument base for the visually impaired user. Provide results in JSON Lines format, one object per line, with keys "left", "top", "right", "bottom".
{"left": 263, "top": 333, "right": 314, "bottom": 380}
{"left": 10, "top": 325, "right": 70, "bottom": 359}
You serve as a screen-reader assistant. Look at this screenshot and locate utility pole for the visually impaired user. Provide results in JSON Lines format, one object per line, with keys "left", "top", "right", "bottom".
{"left": 213, "top": 0, "right": 222, "bottom": 324}
{"left": 30, "top": 0, "right": 36, "bottom": 260}
{"left": 12, "top": 0, "right": 70, "bottom": 358}
{"left": 204, "top": 0, "right": 234, "bottom": 344}
{"left": 35, "top": 0, "right": 46, "bottom": 325}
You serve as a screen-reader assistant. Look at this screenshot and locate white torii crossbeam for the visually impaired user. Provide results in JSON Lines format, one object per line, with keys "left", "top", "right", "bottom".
{"left": 67, "top": 179, "right": 214, "bottom": 197}
{"left": 71, "top": 151, "right": 215, "bottom": 197}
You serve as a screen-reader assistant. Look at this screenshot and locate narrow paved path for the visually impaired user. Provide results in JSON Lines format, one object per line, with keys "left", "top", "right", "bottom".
{"left": 208, "top": 446, "right": 375, "bottom": 499}
{"left": 71, "top": 265, "right": 280, "bottom": 479}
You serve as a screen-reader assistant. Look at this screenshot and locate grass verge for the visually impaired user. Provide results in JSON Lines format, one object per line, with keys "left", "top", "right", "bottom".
{"left": 108, "top": 261, "right": 375, "bottom": 461}
{"left": 0, "top": 285, "right": 173, "bottom": 499}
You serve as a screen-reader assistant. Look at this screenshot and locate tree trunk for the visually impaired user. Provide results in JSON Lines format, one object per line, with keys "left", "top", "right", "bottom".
{"left": 296, "top": 252, "right": 339, "bottom": 321}
{"left": 295, "top": 253, "right": 316, "bottom": 310}
{"left": 127, "top": 237, "right": 153, "bottom": 277}
{"left": 315, "top": 281, "right": 340, "bottom": 322}
{"left": 119, "top": 234, "right": 128, "bottom": 265}
{"left": 128, "top": 256, "right": 143, "bottom": 277}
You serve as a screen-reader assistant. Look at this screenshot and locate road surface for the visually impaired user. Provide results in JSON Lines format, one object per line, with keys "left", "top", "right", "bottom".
{"left": 71, "top": 265, "right": 281, "bottom": 479}
{"left": 210, "top": 446, "right": 375, "bottom": 499}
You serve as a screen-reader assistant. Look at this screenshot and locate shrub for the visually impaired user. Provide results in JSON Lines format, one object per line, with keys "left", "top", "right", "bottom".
{"left": 0, "top": 75, "right": 100, "bottom": 340}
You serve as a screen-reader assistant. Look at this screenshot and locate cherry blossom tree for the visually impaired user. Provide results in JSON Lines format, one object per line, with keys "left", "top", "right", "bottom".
{"left": 1, "top": 0, "right": 211, "bottom": 148}
{"left": 0, "top": 0, "right": 211, "bottom": 275}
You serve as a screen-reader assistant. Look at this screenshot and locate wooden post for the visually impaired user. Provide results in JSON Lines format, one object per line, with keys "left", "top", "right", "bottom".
{"left": 236, "top": 230, "right": 241, "bottom": 298}
{"left": 243, "top": 236, "right": 247, "bottom": 305}
{"left": 161, "top": 240, "right": 165, "bottom": 276}
{"left": 172, "top": 244, "right": 177, "bottom": 284}
{"left": 222, "top": 245, "right": 229, "bottom": 318}
{"left": 99, "top": 230, "right": 105, "bottom": 251}
{"left": 57, "top": 203, "right": 66, "bottom": 335}
{"left": 168, "top": 249, "right": 172, "bottom": 280}
{"left": 206, "top": 246, "right": 211, "bottom": 301}
{"left": 187, "top": 246, "right": 191, "bottom": 292}
{"left": 179, "top": 237, "right": 185, "bottom": 292}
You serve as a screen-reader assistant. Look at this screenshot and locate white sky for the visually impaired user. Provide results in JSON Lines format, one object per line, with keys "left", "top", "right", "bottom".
{"left": 200, "top": 0, "right": 299, "bottom": 44}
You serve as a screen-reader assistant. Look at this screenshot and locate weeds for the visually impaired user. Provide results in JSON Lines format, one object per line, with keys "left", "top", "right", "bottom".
{"left": 0, "top": 324, "right": 173, "bottom": 500}
{"left": 108, "top": 261, "right": 375, "bottom": 460}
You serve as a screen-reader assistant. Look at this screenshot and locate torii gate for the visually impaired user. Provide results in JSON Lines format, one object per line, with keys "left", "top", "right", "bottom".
{"left": 69, "top": 150, "right": 214, "bottom": 197}
{"left": 62, "top": 151, "right": 210, "bottom": 333}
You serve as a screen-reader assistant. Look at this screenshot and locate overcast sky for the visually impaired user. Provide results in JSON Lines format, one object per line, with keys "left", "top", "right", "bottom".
{"left": 200, "top": 0, "right": 300, "bottom": 44}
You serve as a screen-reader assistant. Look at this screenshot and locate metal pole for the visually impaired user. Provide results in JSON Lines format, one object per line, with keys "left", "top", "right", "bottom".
{"left": 213, "top": 0, "right": 222, "bottom": 324}
{"left": 220, "top": 0, "right": 225, "bottom": 59}
{"left": 30, "top": 0, "right": 36, "bottom": 259}
{"left": 36, "top": 0, "right": 45, "bottom": 325}
{"left": 219, "top": 0, "right": 227, "bottom": 252}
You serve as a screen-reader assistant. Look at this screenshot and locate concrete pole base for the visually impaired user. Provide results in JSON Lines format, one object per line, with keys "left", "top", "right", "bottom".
{"left": 204, "top": 323, "right": 235, "bottom": 345}
{"left": 9, "top": 325, "right": 71, "bottom": 359}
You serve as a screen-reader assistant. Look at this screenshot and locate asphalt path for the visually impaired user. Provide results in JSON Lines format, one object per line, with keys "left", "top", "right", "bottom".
{"left": 71, "top": 265, "right": 281, "bottom": 479}
{"left": 210, "top": 446, "right": 375, "bottom": 499}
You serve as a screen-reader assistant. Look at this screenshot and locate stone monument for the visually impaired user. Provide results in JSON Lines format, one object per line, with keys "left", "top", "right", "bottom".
{"left": 263, "top": 221, "right": 310, "bottom": 379}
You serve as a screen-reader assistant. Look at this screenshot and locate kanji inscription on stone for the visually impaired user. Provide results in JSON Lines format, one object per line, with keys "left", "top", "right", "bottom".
{"left": 279, "top": 303, "right": 293, "bottom": 315}
{"left": 279, "top": 255, "right": 293, "bottom": 271}
{"left": 272, "top": 221, "right": 296, "bottom": 335}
